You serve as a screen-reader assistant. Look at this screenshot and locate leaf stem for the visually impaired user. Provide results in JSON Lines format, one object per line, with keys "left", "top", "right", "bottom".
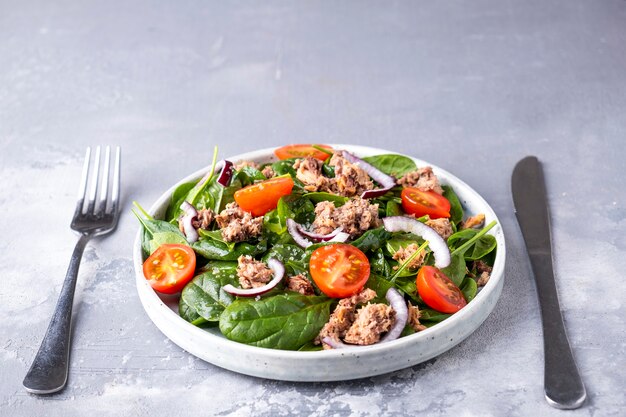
{"left": 451, "top": 220, "right": 497, "bottom": 256}
{"left": 390, "top": 240, "right": 429, "bottom": 282}
{"left": 132, "top": 201, "right": 153, "bottom": 220}
{"left": 312, "top": 144, "right": 334, "bottom": 156}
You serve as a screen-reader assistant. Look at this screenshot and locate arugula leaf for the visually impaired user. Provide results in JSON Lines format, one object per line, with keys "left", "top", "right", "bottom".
{"left": 219, "top": 294, "right": 333, "bottom": 350}
{"left": 179, "top": 265, "right": 239, "bottom": 323}
{"left": 362, "top": 154, "right": 417, "bottom": 177}
{"left": 442, "top": 185, "right": 464, "bottom": 225}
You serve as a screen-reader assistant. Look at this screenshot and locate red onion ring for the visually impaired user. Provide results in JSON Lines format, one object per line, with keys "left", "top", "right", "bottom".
{"left": 180, "top": 201, "right": 199, "bottom": 243}
{"left": 341, "top": 151, "right": 396, "bottom": 199}
{"left": 321, "top": 337, "right": 350, "bottom": 349}
{"left": 286, "top": 218, "right": 348, "bottom": 248}
{"left": 380, "top": 288, "right": 408, "bottom": 342}
{"left": 382, "top": 216, "right": 451, "bottom": 268}
{"left": 197, "top": 159, "right": 234, "bottom": 188}
{"left": 215, "top": 160, "right": 234, "bottom": 187}
{"left": 222, "top": 258, "right": 285, "bottom": 297}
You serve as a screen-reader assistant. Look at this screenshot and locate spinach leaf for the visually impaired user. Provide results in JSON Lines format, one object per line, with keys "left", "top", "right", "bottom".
{"left": 442, "top": 185, "right": 464, "bottom": 226}
{"left": 393, "top": 275, "right": 420, "bottom": 302}
{"left": 179, "top": 265, "right": 238, "bottom": 323}
{"left": 219, "top": 294, "right": 333, "bottom": 350}
{"left": 441, "top": 251, "right": 467, "bottom": 287}
{"left": 271, "top": 160, "right": 307, "bottom": 193}
{"left": 166, "top": 181, "right": 196, "bottom": 221}
{"left": 362, "top": 154, "right": 417, "bottom": 177}
{"left": 303, "top": 192, "right": 348, "bottom": 207}
{"left": 365, "top": 273, "right": 394, "bottom": 303}
{"left": 234, "top": 166, "right": 266, "bottom": 186}
{"left": 460, "top": 276, "right": 478, "bottom": 303}
{"left": 386, "top": 200, "right": 403, "bottom": 217}
{"left": 321, "top": 163, "right": 335, "bottom": 178}
{"left": 370, "top": 249, "right": 392, "bottom": 277}
{"left": 351, "top": 227, "right": 392, "bottom": 253}
{"left": 298, "top": 342, "right": 323, "bottom": 352}
{"left": 419, "top": 308, "right": 452, "bottom": 324}
{"left": 192, "top": 238, "right": 267, "bottom": 261}
{"left": 133, "top": 205, "right": 188, "bottom": 256}
{"left": 262, "top": 244, "right": 306, "bottom": 273}
{"left": 448, "top": 228, "right": 497, "bottom": 261}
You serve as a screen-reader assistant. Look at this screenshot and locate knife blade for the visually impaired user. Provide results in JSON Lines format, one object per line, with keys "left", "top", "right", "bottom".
{"left": 512, "top": 156, "right": 586, "bottom": 409}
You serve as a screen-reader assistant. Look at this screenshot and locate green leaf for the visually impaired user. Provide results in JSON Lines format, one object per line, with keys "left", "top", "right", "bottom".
{"left": 192, "top": 238, "right": 267, "bottom": 261}
{"left": 460, "top": 276, "right": 478, "bottom": 303}
{"left": 351, "top": 227, "right": 392, "bottom": 253}
{"left": 365, "top": 273, "right": 394, "bottom": 303}
{"left": 442, "top": 185, "right": 464, "bottom": 226}
{"left": 166, "top": 182, "right": 196, "bottom": 221}
{"left": 148, "top": 231, "right": 188, "bottom": 254}
{"left": 219, "top": 294, "right": 333, "bottom": 350}
{"left": 441, "top": 251, "right": 467, "bottom": 287}
{"left": 179, "top": 265, "right": 239, "bottom": 323}
{"left": 234, "top": 166, "right": 266, "bottom": 186}
{"left": 386, "top": 200, "right": 403, "bottom": 217}
{"left": 303, "top": 192, "right": 348, "bottom": 207}
{"left": 362, "top": 154, "right": 417, "bottom": 177}
{"left": 448, "top": 228, "right": 497, "bottom": 261}
{"left": 370, "top": 249, "right": 392, "bottom": 277}
{"left": 419, "top": 308, "right": 452, "bottom": 324}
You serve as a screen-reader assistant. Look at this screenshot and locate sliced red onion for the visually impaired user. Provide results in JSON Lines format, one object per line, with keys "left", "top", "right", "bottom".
{"left": 286, "top": 218, "right": 313, "bottom": 248}
{"left": 380, "top": 288, "right": 408, "bottom": 343}
{"left": 180, "top": 201, "right": 199, "bottom": 243}
{"left": 341, "top": 151, "right": 396, "bottom": 199}
{"left": 215, "top": 160, "right": 234, "bottom": 187}
{"left": 222, "top": 258, "right": 285, "bottom": 297}
{"left": 286, "top": 219, "right": 348, "bottom": 248}
{"left": 198, "top": 159, "right": 234, "bottom": 188}
{"left": 322, "top": 337, "right": 350, "bottom": 349}
{"left": 328, "top": 231, "right": 350, "bottom": 243}
{"left": 382, "top": 216, "right": 451, "bottom": 268}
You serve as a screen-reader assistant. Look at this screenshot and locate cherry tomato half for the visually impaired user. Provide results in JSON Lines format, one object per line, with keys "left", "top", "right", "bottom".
{"left": 401, "top": 187, "right": 451, "bottom": 219}
{"left": 309, "top": 244, "right": 370, "bottom": 298}
{"left": 274, "top": 144, "right": 333, "bottom": 161}
{"left": 416, "top": 266, "right": 467, "bottom": 313}
{"left": 143, "top": 244, "right": 196, "bottom": 294}
{"left": 234, "top": 175, "right": 294, "bottom": 217}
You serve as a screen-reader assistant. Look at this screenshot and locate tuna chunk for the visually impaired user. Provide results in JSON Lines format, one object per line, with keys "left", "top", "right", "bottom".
{"left": 407, "top": 302, "right": 427, "bottom": 332}
{"left": 316, "top": 288, "right": 376, "bottom": 348}
{"left": 425, "top": 218, "right": 453, "bottom": 240}
{"left": 397, "top": 166, "right": 444, "bottom": 195}
{"left": 311, "top": 197, "right": 381, "bottom": 238}
{"left": 178, "top": 208, "right": 214, "bottom": 233}
{"left": 293, "top": 156, "right": 330, "bottom": 192}
{"left": 215, "top": 202, "right": 263, "bottom": 243}
{"left": 392, "top": 243, "right": 427, "bottom": 270}
{"left": 236, "top": 255, "right": 273, "bottom": 289}
{"left": 462, "top": 213, "right": 486, "bottom": 230}
{"left": 233, "top": 160, "right": 260, "bottom": 171}
{"left": 328, "top": 153, "right": 373, "bottom": 197}
{"left": 261, "top": 165, "right": 275, "bottom": 179}
{"left": 473, "top": 260, "right": 493, "bottom": 287}
{"left": 286, "top": 274, "right": 315, "bottom": 295}
{"left": 343, "top": 303, "right": 396, "bottom": 345}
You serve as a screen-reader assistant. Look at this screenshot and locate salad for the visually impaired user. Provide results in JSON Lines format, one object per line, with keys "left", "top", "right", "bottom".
{"left": 134, "top": 144, "right": 497, "bottom": 351}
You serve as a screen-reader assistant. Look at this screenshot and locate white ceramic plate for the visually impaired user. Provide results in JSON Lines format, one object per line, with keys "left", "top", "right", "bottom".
{"left": 133, "top": 144, "right": 505, "bottom": 381}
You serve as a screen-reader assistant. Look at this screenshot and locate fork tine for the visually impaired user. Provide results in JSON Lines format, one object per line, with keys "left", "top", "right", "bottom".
{"left": 75, "top": 147, "right": 91, "bottom": 214}
{"left": 97, "top": 146, "right": 111, "bottom": 214}
{"left": 86, "top": 146, "right": 101, "bottom": 214}
{"left": 110, "top": 146, "right": 121, "bottom": 214}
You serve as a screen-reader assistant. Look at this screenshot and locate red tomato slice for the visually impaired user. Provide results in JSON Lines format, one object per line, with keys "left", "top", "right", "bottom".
{"left": 274, "top": 144, "right": 333, "bottom": 161}
{"left": 401, "top": 187, "right": 451, "bottom": 219}
{"left": 416, "top": 266, "right": 467, "bottom": 313}
{"left": 234, "top": 175, "right": 294, "bottom": 217}
{"left": 309, "top": 244, "right": 370, "bottom": 298}
{"left": 143, "top": 244, "right": 196, "bottom": 294}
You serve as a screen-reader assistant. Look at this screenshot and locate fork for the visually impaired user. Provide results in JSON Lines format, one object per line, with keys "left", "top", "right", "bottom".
{"left": 23, "top": 146, "right": 121, "bottom": 394}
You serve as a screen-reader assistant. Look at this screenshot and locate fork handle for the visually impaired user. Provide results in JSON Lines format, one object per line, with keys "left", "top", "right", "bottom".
{"left": 23, "top": 234, "right": 91, "bottom": 394}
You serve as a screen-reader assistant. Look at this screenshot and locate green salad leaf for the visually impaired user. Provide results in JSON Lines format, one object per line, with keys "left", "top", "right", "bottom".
{"left": 362, "top": 154, "right": 417, "bottom": 177}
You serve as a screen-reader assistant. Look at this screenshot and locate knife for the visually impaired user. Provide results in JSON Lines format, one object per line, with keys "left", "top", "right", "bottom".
{"left": 511, "top": 156, "right": 586, "bottom": 409}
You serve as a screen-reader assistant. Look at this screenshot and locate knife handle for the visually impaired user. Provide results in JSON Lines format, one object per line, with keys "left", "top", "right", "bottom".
{"left": 528, "top": 252, "right": 586, "bottom": 409}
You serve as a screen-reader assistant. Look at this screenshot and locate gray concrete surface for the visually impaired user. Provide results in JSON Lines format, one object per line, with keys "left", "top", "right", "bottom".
{"left": 1, "top": 1, "right": 625, "bottom": 416}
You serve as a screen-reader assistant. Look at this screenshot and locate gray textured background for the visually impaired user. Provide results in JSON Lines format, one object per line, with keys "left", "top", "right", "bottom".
{"left": 1, "top": 1, "right": 625, "bottom": 416}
